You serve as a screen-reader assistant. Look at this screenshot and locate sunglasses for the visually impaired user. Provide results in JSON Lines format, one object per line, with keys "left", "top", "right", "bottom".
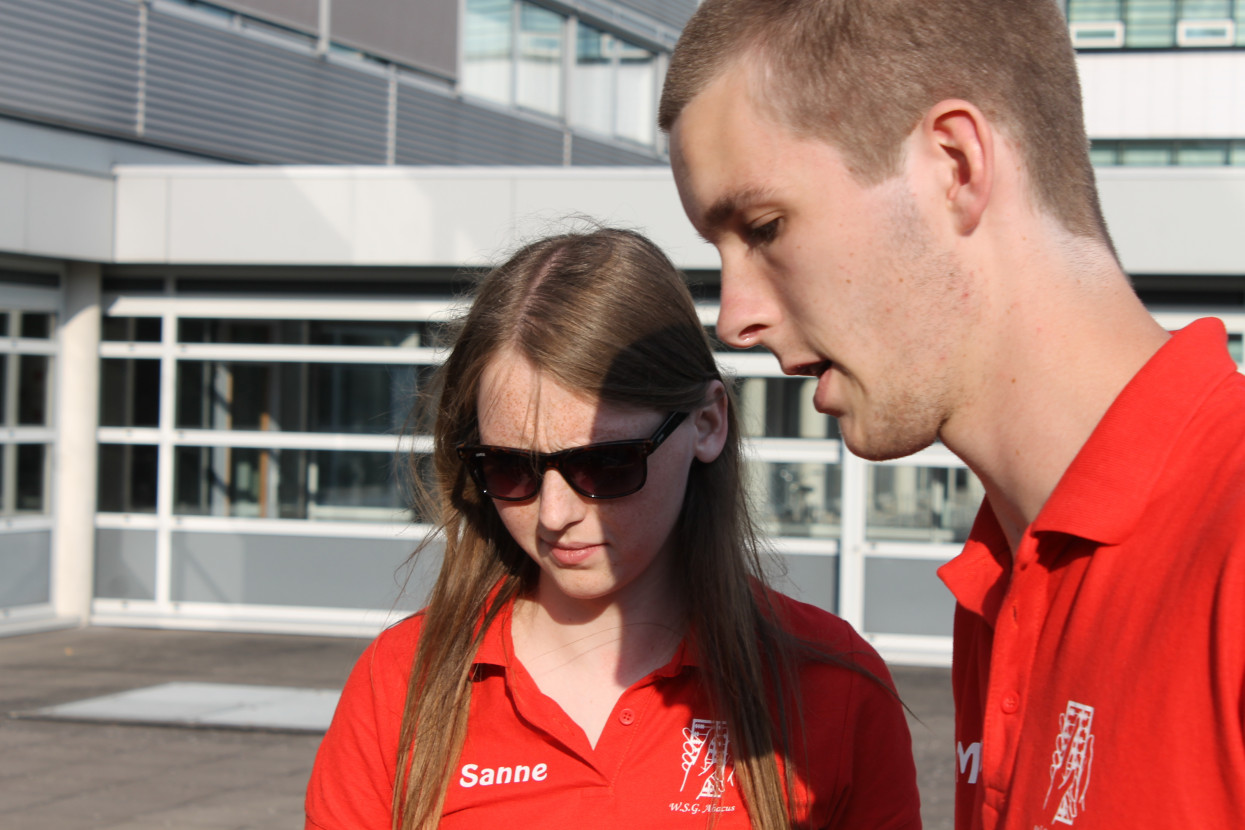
{"left": 456, "top": 411, "right": 689, "bottom": 501}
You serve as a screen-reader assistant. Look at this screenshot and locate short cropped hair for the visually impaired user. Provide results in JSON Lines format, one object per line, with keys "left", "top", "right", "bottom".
{"left": 659, "top": 0, "right": 1110, "bottom": 242}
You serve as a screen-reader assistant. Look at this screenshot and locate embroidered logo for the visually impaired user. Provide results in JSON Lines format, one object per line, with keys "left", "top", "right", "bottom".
{"left": 1043, "top": 700, "right": 1096, "bottom": 826}
{"left": 679, "top": 717, "right": 734, "bottom": 798}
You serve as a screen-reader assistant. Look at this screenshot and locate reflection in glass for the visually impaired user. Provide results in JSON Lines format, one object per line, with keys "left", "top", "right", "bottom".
{"left": 18, "top": 355, "right": 51, "bottom": 426}
{"left": 100, "top": 359, "right": 161, "bottom": 427}
{"left": 174, "top": 446, "right": 411, "bottom": 522}
{"left": 19, "top": 312, "right": 52, "bottom": 339}
{"left": 516, "top": 2, "right": 563, "bottom": 116}
{"left": 1125, "top": 0, "right": 1176, "bottom": 47}
{"left": 1175, "top": 141, "right": 1229, "bottom": 166}
{"left": 1121, "top": 142, "right": 1172, "bottom": 166}
{"left": 176, "top": 362, "right": 427, "bottom": 434}
{"left": 614, "top": 38, "right": 655, "bottom": 146}
{"left": 571, "top": 24, "right": 612, "bottom": 135}
{"left": 463, "top": 0, "right": 514, "bottom": 106}
{"left": 178, "top": 318, "right": 425, "bottom": 347}
{"left": 1181, "top": 0, "right": 1230, "bottom": 20}
{"left": 1067, "top": 0, "right": 1122, "bottom": 21}
{"left": 98, "top": 444, "right": 158, "bottom": 513}
{"left": 748, "top": 460, "right": 841, "bottom": 539}
{"left": 736, "top": 377, "right": 839, "bottom": 439}
{"left": 17, "top": 443, "right": 46, "bottom": 513}
{"left": 103, "top": 316, "right": 162, "bottom": 342}
{"left": 867, "top": 465, "right": 984, "bottom": 544}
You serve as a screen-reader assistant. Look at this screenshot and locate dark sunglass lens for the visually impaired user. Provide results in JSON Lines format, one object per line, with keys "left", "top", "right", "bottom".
{"left": 566, "top": 445, "right": 646, "bottom": 498}
{"left": 479, "top": 452, "right": 538, "bottom": 499}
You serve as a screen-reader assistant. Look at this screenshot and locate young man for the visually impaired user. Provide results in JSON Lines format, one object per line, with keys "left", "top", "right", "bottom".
{"left": 660, "top": 1, "right": 1245, "bottom": 828}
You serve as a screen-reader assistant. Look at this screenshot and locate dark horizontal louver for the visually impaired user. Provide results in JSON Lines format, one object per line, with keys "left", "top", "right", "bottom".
{"left": 571, "top": 133, "right": 659, "bottom": 166}
{"left": 143, "top": 14, "right": 389, "bottom": 163}
{"left": 0, "top": 0, "right": 140, "bottom": 135}
{"left": 395, "top": 84, "right": 565, "bottom": 165}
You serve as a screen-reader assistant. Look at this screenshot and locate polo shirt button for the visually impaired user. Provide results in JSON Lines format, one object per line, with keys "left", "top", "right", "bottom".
{"left": 1001, "top": 693, "right": 1020, "bottom": 714}
{"left": 619, "top": 708, "right": 636, "bottom": 725}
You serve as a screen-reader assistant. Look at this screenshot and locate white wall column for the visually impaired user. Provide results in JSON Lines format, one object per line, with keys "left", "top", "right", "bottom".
{"left": 52, "top": 261, "right": 101, "bottom": 623}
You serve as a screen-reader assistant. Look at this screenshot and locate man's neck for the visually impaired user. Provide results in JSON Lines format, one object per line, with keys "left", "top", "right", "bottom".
{"left": 941, "top": 258, "right": 1169, "bottom": 555}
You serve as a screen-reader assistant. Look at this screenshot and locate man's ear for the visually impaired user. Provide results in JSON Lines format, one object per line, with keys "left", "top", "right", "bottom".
{"left": 692, "top": 380, "right": 730, "bottom": 464}
{"left": 917, "top": 99, "right": 994, "bottom": 235}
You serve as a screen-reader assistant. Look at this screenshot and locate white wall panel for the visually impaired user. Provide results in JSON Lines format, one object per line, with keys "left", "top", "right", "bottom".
{"left": 1079, "top": 51, "right": 1245, "bottom": 138}
{"left": 113, "top": 166, "right": 719, "bottom": 268}
{"left": 0, "top": 162, "right": 114, "bottom": 261}
{"left": 1098, "top": 168, "right": 1245, "bottom": 275}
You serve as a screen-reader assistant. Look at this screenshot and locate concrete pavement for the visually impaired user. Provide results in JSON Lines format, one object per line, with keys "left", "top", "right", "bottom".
{"left": 0, "top": 626, "right": 954, "bottom": 829}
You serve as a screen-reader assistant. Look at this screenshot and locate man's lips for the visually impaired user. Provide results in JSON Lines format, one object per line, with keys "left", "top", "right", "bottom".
{"left": 785, "top": 359, "right": 833, "bottom": 377}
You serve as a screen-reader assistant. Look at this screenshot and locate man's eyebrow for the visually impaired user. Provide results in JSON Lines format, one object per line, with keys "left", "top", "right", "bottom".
{"left": 700, "top": 187, "right": 774, "bottom": 242}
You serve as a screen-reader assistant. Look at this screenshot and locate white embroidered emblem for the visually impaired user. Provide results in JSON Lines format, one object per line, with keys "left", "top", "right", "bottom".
{"left": 680, "top": 718, "right": 734, "bottom": 798}
{"left": 1043, "top": 701, "right": 1096, "bottom": 826}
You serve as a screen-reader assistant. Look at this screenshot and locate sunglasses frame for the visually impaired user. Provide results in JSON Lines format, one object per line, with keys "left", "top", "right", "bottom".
{"left": 456, "top": 411, "right": 690, "bottom": 501}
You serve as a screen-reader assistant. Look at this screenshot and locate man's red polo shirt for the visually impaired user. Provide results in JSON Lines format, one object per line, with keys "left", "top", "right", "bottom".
{"left": 305, "top": 590, "right": 920, "bottom": 829}
{"left": 939, "top": 318, "right": 1245, "bottom": 829}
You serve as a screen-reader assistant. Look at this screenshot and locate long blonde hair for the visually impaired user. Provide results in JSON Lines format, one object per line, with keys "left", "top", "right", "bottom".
{"left": 394, "top": 228, "right": 811, "bottom": 829}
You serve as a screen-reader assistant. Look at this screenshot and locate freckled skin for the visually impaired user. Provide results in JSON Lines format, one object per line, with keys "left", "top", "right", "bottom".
{"left": 475, "top": 348, "right": 703, "bottom": 613}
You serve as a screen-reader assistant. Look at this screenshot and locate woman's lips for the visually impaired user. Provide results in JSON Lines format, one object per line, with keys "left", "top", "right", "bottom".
{"left": 546, "top": 543, "right": 604, "bottom": 566}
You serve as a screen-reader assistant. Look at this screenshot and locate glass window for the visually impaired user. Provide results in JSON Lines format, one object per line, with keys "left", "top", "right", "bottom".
{"left": 1120, "top": 141, "right": 1172, "bottom": 165}
{"left": 103, "top": 316, "right": 162, "bottom": 342}
{"left": 0, "top": 310, "right": 8, "bottom": 336}
{"left": 1179, "top": 0, "right": 1230, "bottom": 19}
{"left": 19, "top": 312, "right": 52, "bottom": 339}
{"left": 1090, "top": 141, "right": 1120, "bottom": 166}
{"left": 736, "top": 377, "right": 839, "bottom": 439}
{"left": 866, "top": 464, "right": 984, "bottom": 544}
{"left": 749, "top": 460, "right": 841, "bottom": 539}
{"left": 1175, "top": 141, "right": 1229, "bottom": 166}
{"left": 1230, "top": 141, "right": 1245, "bottom": 166}
{"left": 463, "top": 0, "right": 514, "bottom": 106}
{"left": 97, "top": 444, "right": 159, "bottom": 513}
{"left": 1125, "top": 0, "right": 1177, "bottom": 47}
{"left": 1068, "top": 0, "right": 1123, "bottom": 21}
{"left": 1228, "top": 333, "right": 1243, "bottom": 365}
{"left": 17, "top": 443, "right": 47, "bottom": 513}
{"left": 100, "top": 359, "right": 161, "bottom": 428}
{"left": 614, "top": 38, "right": 656, "bottom": 146}
{"left": 178, "top": 318, "right": 425, "bottom": 347}
{"left": 174, "top": 446, "right": 410, "bottom": 521}
{"left": 571, "top": 24, "right": 614, "bottom": 136}
{"left": 516, "top": 2, "right": 564, "bottom": 116}
{"left": 176, "top": 362, "right": 427, "bottom": 434}
{"left": 18, "top": 355, "right": 51, "bottom": 426}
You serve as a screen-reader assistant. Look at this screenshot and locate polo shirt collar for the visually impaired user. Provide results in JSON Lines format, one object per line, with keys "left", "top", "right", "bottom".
{"left": 1031, "top": 318, "right": 1234, "bottom": 545}
{"left": 939, "top": 318, "right": 1234, "bottom": 623}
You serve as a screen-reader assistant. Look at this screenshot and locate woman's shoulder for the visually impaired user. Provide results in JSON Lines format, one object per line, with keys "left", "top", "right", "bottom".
{"left": 354, "top": 611, "right": 428, "bottom": 682}
{"left": 759, "top": 588, "right": 890, "bottom": 678}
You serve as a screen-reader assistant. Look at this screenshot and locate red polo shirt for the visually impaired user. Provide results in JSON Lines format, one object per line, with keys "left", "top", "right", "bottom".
{"left": 939, "top": 318, "right": 1245, "bottom": 830}
{"left": 305, "top": 590, "right": 920, "bottom": 829}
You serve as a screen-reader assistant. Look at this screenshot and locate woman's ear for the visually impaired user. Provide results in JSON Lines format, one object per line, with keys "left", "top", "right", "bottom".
{"left": 692, "top": 380, "right": 730, "bottom": 463}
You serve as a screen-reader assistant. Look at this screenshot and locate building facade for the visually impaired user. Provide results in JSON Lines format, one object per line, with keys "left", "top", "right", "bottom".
{"left": 1, "top": 0, "right": 1243, "bottom": 666}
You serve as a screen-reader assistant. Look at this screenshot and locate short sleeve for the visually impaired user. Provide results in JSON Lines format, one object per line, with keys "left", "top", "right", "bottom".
{"left": 305, "top": 618, "right": 421, "bottom": 829}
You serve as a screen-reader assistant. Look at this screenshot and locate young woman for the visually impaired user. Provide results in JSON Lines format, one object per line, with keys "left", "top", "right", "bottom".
{"left": 305, "top": 228, "right": 921, "bottom": 830}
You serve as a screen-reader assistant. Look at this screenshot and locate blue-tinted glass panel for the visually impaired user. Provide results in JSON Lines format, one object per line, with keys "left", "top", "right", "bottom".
{"left": 463, "top": 0, "right": 514, "bottom": 105}
{"left": 1125, "top": 0, "right": 1177, "bottom": 46}
{"left": 516, "top": 3, "right": 563, "bottom": 116}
